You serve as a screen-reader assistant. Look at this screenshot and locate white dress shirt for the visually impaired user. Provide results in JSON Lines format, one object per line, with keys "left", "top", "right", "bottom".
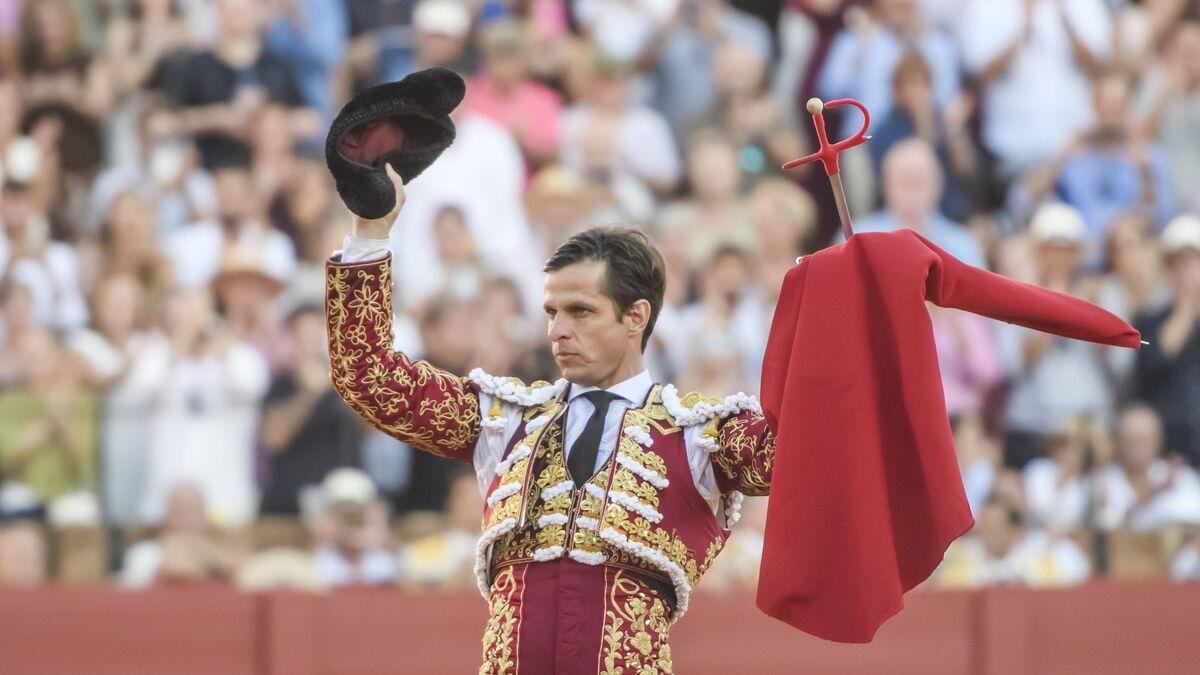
{"left": 339, "top": 234, "right": 391, "bottom": 264}
{"left": 337, "top": 238, "right": 724, "bottom": 516}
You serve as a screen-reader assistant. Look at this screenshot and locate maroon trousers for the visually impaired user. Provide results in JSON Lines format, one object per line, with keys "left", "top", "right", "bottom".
{"left": 480, "top": 558, "right": 673, "bottom": 674}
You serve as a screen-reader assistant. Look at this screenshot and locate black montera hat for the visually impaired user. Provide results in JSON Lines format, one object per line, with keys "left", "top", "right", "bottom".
{"left": 325, "top": 67, "right": 465, "bottom": 219}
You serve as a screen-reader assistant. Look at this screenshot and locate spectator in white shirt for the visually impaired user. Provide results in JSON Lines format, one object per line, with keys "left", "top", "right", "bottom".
{"left": 421, "top": 203, "right": 489, "bottom": 304}
{"left": 1093, "top": 404, "right": 1200, "bottom": 532}
{"left": 388, "top": 110, "right": 540, "bottom": 314}
{"left": 165, "top": 147, "right": 296, "bottom": 290}
{"left": 309, "top": 468, "right": 399, "bottom": 587}
{"left": 672, "top": 244, "right": 761, "bottom": 395}
{"left": 88, "top": 104, "right": 217, "bottom": 236}
{"left": 140, "top": 287, "right": 269, "bottom": 528}
{"left": 1023, "top": 416, "right": 1102, "bottom": 534}
{"left": 67, "top": 274, "right": 171, "bottom": 527}
{"left": 120, "top": 482, "right": 245, "bottom": 588}
{"left": 936, "top": 494, "right": 1092, "bottom": 588}
{"left": 0, "top": 178, "right": 88, "bottom": 331}
{"left": 958, "top": 0, "right": 1112, "bottom": 175}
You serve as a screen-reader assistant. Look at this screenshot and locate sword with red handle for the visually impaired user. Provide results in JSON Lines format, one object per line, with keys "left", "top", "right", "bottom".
{"left": 782, "top": 97, "right": 872, "bottom": 241}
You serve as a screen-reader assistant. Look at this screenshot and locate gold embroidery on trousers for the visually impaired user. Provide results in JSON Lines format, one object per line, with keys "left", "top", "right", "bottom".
{"left": 599, "top": 570, "right": 672, "bottom": 674}
{"left": 479, "top": 566, "right": 520, "bottom": 674}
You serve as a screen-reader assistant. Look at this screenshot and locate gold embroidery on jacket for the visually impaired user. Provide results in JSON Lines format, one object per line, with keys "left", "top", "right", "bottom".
{"left": 699, "top": 539, "right": 725, "bottom": 577}
{"left": 618, "top": 441, "right": 669, "bottom": 479}
{"left": 711, "top": 415, "right": 774, "bottom": 496}
{"left": 327, "top": 260, "right": 481, "bottom": 458}
{"left": 623, "top": 404, "right": 679, "bottom": 437}
{"left": 485, "top": 384, "right": 728, "bottom": 618}
{"left": 599, "top": 503, "right": 700, "bottom": 590}
{"left": 491, "top": 421, "right": 567, "bottom": 561}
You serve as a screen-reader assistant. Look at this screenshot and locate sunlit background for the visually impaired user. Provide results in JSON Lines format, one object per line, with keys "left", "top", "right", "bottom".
{"left": 0, "top": 0, "right": 1199, "bottom": 673}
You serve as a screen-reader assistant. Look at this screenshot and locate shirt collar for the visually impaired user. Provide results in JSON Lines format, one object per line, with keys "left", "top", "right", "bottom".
{"left": 567, "top": 369, "right": 653, "bottom": 406}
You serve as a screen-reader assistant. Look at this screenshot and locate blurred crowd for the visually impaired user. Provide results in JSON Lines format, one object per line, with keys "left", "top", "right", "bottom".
{"left": 1, "top": 0, "right": 1199, "bottom": 593}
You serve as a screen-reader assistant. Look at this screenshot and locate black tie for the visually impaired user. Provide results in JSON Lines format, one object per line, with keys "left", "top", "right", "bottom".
{"left": 567, "top": 390, "right": 619, "bottom": 487}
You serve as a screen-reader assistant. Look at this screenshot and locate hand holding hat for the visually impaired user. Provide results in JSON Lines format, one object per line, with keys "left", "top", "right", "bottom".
{"left": 325, "top": 67, "right": 466, "bottom": 221}
{"left": 351, "top": 163, "right": 406, "bottom": 240}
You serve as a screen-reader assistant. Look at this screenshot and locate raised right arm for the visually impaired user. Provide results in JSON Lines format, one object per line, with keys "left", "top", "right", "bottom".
{"left": 326, "top": 253, "right": 481, "bottom": 462}
{"left": 325, "top": 164, "right": 481, "bottom": 462}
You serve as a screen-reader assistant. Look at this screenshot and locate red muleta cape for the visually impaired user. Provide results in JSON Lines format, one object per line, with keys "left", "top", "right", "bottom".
{"left": 757, "top": 229, "right": 1141, "bottom": 643}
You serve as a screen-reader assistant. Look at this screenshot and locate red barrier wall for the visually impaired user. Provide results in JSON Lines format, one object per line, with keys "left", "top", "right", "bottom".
{"left": 2, "top": 582, "right": 1198, "bottom": 674}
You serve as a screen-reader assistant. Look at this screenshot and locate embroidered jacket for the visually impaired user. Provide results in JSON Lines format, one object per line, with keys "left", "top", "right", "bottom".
{"left": 326, "top": 253, "right": 776, "bottom": 670}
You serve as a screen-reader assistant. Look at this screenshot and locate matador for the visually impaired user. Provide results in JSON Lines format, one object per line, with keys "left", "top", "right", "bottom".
{"left": 327, "top": 157, "right": 771, "bottom": 671}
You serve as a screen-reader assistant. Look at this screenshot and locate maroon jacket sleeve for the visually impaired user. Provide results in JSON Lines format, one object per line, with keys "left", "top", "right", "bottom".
{"left": 326, "top": 254, "right": 481, "bottom": 462}
{"left": 711, "top": 410, "right": 776, "bottom": 497}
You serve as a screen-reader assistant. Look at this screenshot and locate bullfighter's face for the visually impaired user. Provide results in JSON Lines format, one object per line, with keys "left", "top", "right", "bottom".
{"left": 543, "top": 260, "right": 647, "bottom": 388}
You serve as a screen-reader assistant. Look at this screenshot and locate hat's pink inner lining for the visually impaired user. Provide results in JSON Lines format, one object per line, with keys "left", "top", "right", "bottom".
{"left": 339, "top": 118, "right": 408, "bottom": 165}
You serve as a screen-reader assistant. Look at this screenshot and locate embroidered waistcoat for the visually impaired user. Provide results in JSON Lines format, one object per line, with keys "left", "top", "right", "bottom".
{"left": 475, "top": 383, "right": 728, "bottom": 621}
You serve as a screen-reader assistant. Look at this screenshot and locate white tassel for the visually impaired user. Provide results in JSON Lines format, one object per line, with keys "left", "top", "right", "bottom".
{"left": 695, "top": 435, "right": 719, "bottom": 454}
{"left": 486, "top": 482, "right": 522, "bottom": 508}
{"left": 469, "top": 369, "right": 566, "bottom": 406}
{"left": 622, "top": 425, "right": 654, "bottom": 447}
{"left": 568, "top": 549, "right": 607, "bottom": 565}
{"left": 606, "top": 490, "right": 663, "bottom": 524}
{"left": 541, "top": 480, "right": 575, "bottom": 501}
{"left": 661, "top": 384, "right": 761, "bottom": 427}
{"left": 493, "top": 444, "right": 532, "bottom": 478}
{"left": 537, "top": 513, "right": 569, "bottom": 528}
{"left": 524, "top": 413, "right": 551, "bottom": 433}
{"left": 481, "top": 414, "right": 508, "bottom": 433}
{"left": 615, "top": 452, "right": 669, "bottom": 489}
{"left": 473, "top": 517, "right": 517, "bottom": 597}
{"left": 584, "top": 483, "right": 607, "bottom": 502}
{"left": 533, "top": 546, "right": 565, "bottom": 561}
{"left": 724, "top": 490, "right": 745, "bottom": 527}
